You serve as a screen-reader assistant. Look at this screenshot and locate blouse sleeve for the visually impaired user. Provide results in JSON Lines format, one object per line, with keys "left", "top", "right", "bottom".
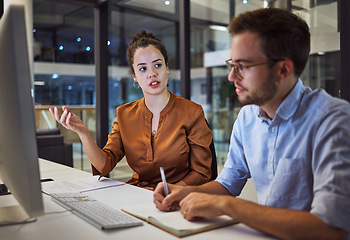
{"left": 91, "top": 111, "right": 125, "bottom": 177}
{"left": 181, "top": 107, "right": 213, "bottom": 185}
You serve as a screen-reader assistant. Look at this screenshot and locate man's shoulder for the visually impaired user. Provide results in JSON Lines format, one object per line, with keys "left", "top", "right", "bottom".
{"left": 303, "top": 88, "right": 350, "bottom": 113}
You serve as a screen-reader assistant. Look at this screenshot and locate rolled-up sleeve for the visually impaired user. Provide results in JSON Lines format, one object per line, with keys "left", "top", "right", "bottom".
{"left": 216, "top": 111, "right": 250, "bottom": 196}
{"left": 311, "top": 106, "right": 350, "bottom": 232}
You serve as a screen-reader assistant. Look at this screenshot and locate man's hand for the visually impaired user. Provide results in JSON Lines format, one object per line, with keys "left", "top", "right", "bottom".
{"left": 153, "top": 182, "right": 192, "bottom": 211}
{"left": 179, "top": 192, "right": 231, "bottom": 220}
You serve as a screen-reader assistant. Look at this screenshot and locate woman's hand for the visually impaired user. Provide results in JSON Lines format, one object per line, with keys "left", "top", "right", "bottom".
{"left": 49, "top": 106, "right": 88, "bottom": 136}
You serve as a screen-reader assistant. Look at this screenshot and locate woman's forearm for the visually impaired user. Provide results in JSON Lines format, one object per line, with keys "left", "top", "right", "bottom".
{"left": 78, "top": 130, "right": 107, "bottom": 172}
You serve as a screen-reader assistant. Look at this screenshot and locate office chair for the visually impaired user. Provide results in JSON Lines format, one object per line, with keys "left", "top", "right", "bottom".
{"left": 36, "top": 128, "right": 73, "bottom": 167}
{"left": 206, "top": 119, "right": 218, "bottom": 181}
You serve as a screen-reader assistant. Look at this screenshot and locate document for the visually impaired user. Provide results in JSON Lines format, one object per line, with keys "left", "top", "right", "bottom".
{"left": 41, "top": 176, "right": 125, "bottom": 194}
{"left": 122, "top": 205, "right": 238, "bottom": 238}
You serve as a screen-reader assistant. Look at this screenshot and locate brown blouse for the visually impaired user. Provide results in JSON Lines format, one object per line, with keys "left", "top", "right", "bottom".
{"left": 92, "top": 92, "right": 213, "bottom": 190}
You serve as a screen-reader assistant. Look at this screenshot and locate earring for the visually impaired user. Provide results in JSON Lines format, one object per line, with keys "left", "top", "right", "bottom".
{"left": 133, "top": 81, "right": 140, "bottom": 89}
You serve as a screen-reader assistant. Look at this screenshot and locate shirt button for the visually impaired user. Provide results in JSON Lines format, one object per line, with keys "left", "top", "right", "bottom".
{"left": 271, "top": 127, "right": 275, "bottom": 132}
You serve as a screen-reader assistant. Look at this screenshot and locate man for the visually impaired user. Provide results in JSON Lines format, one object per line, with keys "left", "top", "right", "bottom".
{"left": 154, "top": 8, "right": 350, "bottom": 240}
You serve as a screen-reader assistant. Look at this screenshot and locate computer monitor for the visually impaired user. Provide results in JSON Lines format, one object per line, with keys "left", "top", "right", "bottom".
{"left": 0, "top": 5, "right": 44, "bottom": 225}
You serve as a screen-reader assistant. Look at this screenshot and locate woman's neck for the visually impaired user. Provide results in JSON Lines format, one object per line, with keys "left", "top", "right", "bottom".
{"left": 144, "top": 91, "right": 171, "bottom": 114}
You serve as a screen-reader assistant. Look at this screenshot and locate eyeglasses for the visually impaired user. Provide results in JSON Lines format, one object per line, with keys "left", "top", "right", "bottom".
{"left": 225, "top": 59, "right": 284, "bottom": 80}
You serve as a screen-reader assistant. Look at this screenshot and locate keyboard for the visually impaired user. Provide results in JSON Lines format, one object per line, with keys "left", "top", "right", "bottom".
{"left": 50, "top": 192, "right": 143, "bottom": 230}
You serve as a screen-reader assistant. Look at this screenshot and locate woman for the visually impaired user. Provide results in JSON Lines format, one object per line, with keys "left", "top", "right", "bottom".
{"left": 50, "top": 30, "right": 213, "bottom": 190}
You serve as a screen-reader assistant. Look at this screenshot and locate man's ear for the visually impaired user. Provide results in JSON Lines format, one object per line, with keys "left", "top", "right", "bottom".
{"left": 132, "top": 74, "right": 136, "bottom": 81}
{"left": 277, "top": 59, "right": 294, "bottom": 80}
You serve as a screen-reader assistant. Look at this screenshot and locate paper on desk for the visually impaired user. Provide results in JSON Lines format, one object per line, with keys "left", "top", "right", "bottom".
{"left": 41, "top": 176, "right": 125, "bottom": 194}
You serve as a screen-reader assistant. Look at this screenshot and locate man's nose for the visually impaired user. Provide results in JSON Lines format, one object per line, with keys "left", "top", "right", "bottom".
{"left": 227, "top": 68, "right": 238, "bottom": 82}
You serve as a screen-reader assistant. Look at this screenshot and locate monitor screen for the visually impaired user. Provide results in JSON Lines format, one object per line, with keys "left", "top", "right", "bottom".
{"left": 0, "top": 4, "right": 44, "bottom": 225}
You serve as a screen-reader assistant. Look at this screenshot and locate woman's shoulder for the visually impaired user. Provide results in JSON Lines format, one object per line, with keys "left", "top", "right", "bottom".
{"left": 117, "top": 98, "right": 143, "bottom": 109}
{"left": 172, "top": 93, "right": 202, "bottom": 110}
{"left": 168, "top": 93, "right": 204, "bottom": 121}
{"left": 116, "top": 98, "right": 144, "bottom": 115}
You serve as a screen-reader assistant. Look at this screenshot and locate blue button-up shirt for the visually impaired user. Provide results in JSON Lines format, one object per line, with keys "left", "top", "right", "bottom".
{"left": 217, "top": 79, "right": 350, "bottom": 233}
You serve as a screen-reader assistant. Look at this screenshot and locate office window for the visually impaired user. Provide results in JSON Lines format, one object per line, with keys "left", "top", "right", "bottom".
{"left": 108, "top": 1, "right": 180, "bottom": 127}
{"left": 195, "top": 0, "right": 340, "bottom": 165}
{"left": 33, "top": 0, "right": 94, "bottom": 64}
{"left": 34, "top": 74, "right": 95, "bottom": 105}
{"left": 32, "top": 0, "right": 342, "bottom": 176}
{"left": 33, "top": 0, "right": 96, "bottom": 172}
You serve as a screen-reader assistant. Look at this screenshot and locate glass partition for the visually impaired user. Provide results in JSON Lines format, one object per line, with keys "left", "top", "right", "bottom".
{"left": 201, "top": 0, "right": 340, "bottom": 168}
{"left": 33, "top": 0, "right": 94, "bottom": 64}
{"left": 33, "top": 0, "right": 340, "bottom": 178}
{"left": 33, "top": 0, "right": 96, "bottom": 173}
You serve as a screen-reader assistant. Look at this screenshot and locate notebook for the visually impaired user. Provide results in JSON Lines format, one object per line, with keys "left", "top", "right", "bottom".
{"left": 121, "top": 205, "right": 238, "bottom": 238}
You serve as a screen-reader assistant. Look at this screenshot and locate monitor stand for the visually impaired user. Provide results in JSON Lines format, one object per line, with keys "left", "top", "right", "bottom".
{"left": 0, "top": 197, "right": 37, "bottom": 226}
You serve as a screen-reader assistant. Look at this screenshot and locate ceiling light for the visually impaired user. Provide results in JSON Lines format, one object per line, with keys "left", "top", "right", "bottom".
{"left": 264, "top": 1, "right": 269, "bottom": 8}
{"left": 34, "top": 81, "right": 45, "bottom": 86}
{"left": 209, "top": 25, "right": 228, "bottom": 32}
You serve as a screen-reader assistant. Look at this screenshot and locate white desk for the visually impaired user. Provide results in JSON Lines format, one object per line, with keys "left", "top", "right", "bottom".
{"left": 1, "top": 159, "right": 276, "bottom": 240}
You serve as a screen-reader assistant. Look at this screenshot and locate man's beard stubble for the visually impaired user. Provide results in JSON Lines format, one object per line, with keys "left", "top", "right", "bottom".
{"left": 238, "top": 71, "right": 278, "bottom": 107}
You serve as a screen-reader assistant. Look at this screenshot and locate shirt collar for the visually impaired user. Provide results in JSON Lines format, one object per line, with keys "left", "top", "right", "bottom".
{"left": 258, "top": 79, "right": 305, "bottom": 121}
{"left": 276, "top": 79, "right": 305, "bottom": 120}
{"left": 140, "top": 91, "right": 175, "bottom": 118}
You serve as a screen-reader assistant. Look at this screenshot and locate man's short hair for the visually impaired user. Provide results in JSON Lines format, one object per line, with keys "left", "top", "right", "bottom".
{"left": 229, "top": 8, "right": 310, "bottom": 78}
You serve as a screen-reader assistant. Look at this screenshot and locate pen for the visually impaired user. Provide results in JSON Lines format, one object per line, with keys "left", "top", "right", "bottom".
{"left": 160, "top": 167, "right": 172, "bottom": 211}
{"left": 159, "top": 167, "right": 168, "bottom": 196}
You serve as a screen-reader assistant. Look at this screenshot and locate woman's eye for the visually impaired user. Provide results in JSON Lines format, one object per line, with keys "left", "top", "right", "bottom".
{"left": 155, "top": 63, "right": 162, "bottom": 68}
{"left": 139, "top": 67, "right": 146, "bottom": 72}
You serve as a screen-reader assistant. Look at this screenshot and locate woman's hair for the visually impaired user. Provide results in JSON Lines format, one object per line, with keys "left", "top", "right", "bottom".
{"left": 229, "top": 8, "right": 310, "bottom": 78}
{"left": 127, "top": 30, "right": 169, "bottom": 75}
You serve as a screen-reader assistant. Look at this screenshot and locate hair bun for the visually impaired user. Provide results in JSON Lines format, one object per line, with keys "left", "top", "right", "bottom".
{"left": 132, "top": 30, "right": 161, "bottom": 43}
